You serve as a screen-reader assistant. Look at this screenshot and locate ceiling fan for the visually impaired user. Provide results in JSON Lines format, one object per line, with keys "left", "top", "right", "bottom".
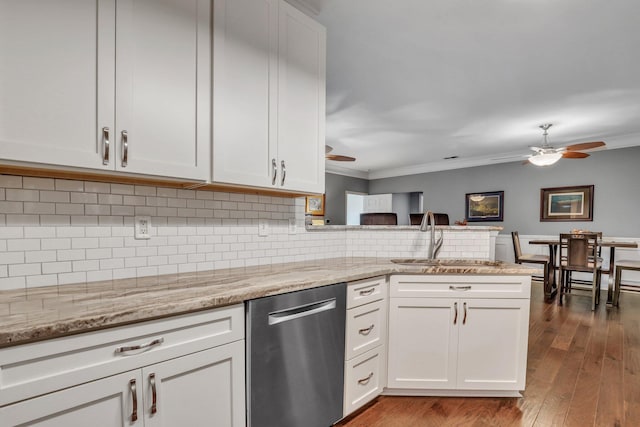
{"left": 525, "top": 124, "right": 605, "bottom": 166}
{"left": 325, "top": 145, "right": 356, "bottom": 162}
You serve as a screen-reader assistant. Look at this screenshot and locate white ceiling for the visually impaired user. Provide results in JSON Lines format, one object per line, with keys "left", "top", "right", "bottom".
{"left": 307, "top": 0, "right": 640, "bottom": 179}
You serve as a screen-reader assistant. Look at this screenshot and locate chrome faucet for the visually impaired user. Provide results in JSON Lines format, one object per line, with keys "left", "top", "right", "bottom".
{"left": 419, "top": 211, "right": 444, "bottom": 259}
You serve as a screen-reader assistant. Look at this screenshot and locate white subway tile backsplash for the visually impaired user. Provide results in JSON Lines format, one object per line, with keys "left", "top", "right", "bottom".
{"left": 25, "top": 250, "right": 57, "bottom": 263}
{"left": 6, "top": 189, "right": 39, "bottom": 202}
{"left": 23, "top": 177, "right": 55, "bottom": 190}
{"left": 0, "top": 176, "right": 22, "bottom": 188}
{"left": 1, "top": 175, "right": 495, "bottom": 291}
{"left": 70, "top": 192, "right": 98, "bottom": 204}
{"left": 58, "top": 271, "right": 86, "bottom": 285}
{"left": 111, "top": 184, "right": 135, "bottom": 195}
{"left": 84, "top": 182, "right": 110, "bottom": 193}
{"left": 0, "top": 201, "right": 23, "bottom": 214}
{"left": 0, "top": 276, "right": 26, "bottom": 290}
{"left": 40, "top": 190, "right": 70, "bottom": 203}
{"left": 9, "top": 263, "right": 41, "bottom": 276}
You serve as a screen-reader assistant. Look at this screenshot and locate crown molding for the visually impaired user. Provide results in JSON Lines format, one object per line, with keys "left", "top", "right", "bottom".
{"left": 325, "top": 164, "right": 370, "bottom": 180}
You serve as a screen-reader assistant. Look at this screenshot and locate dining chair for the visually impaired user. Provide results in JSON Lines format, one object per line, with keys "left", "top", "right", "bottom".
{"left": 409, "top": 213, "right": 449, "bottom": 226}
{"left": 558, "top": 233, "right": 602, "bottom": 310}
{"left": 360, "top": 212, "right": 398, "bottom": 225}
{"left": 511, "top": 232, "right": 551, "bottom": 293}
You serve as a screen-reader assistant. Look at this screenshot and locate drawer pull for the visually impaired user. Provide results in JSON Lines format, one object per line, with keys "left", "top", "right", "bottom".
{"left": 121, "top": 130, "right": 129, "bottom": 167}
{"left": 150, "top": 373, "right": 158, "bottom": 414}
{"left": 271, "top": 158, "right": 277, "bottom": 185}
{"left": 449, "top": 285, "right": 472, "bottom": 291}
{"left": 358, "top": 372, "right": 374, "bottom": 385}
{"left": 359, "top": 324, "right": 375, "bottom": 335}
{"left": 102, "top": 127, "right": 110, "bottom": 165}
{"left": 453, "top": 302, "right": 458, "bottom": 325}
{"left": 359, "top": 287, "right": 375, "bottom": 296}
{"left": 463, "top": 302, "right": 468, "bottom": 325}
{"left": 115, "top": 337, "right": 164, "bottom": 355}
{"left": 129, "top": 379, "right": 138, "bottom": 422}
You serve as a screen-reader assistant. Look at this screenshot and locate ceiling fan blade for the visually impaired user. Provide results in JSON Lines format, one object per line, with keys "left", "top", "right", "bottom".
{"left": 562, "top": 151, "right": 589, "bottom": 159}
{"left": 521, "top": 159, "right": 531, "bottom": 165}
{"left": 326, "top": 154, "right": 356, "bottom": 161}
{"left": 564, "top": 141, "right": 605, "bottom": 151}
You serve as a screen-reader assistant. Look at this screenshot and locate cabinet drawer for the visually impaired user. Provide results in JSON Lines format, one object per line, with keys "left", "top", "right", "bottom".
{"left": 390, "top": 275, "right": 531, "bottom": 299}
{"left": 0, "top": 304, "right": 244, "bottom": 406}
{"left": 347, "top": 276, "right": 387, "bottom": 308}
{"left": 343, "top": 347, "right": 384, "bottom": 417}
{"left": 345, "top": 300, "right": 386, "bottom": 360}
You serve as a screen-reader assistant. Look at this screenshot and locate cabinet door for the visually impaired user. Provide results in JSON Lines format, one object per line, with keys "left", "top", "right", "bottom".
{"left": 142, "top": 340, "right": 245, "bottom": 427}
{"left": 0, "top": 0, "right": 115, "bottom": 170}
{"left": 0, "top": 370, "right": 142, "bottom": 426}
{"left": 212, "top": 0, "right": 278, "bottom": 188}
{"left": 115, "top": 0, "right": 210, "bottom": 180}
{"left": 387, "top": 298, "right": 458, "bottom": 389}
{"left": 276, "top": 0, "right": 325, "bottom": 193}
{"left": 456, "top": 298, "right": 529, "bottom": 390}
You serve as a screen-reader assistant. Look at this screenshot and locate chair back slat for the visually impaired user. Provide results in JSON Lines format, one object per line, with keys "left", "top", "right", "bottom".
{"left": 511, "top": 231, "right": 523, "bottom": 262}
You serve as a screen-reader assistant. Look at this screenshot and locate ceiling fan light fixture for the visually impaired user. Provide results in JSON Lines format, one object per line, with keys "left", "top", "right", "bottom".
{"left": 528, "top": 151, "right": 562, "bottom": 166}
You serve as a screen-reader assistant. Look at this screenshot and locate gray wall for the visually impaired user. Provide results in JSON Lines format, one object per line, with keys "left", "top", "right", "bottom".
{"left": 325, "top": 173, "right": 369, "bottom": 225}
{"left": 368, "top": 146, "right": 640, "bottom": 237}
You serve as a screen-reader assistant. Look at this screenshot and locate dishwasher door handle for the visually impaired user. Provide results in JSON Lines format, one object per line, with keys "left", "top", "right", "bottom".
{"left": 268, "top": 298, "right": 337, "bottom": 325}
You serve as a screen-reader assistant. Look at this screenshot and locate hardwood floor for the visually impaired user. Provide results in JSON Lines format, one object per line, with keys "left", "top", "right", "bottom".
{"left": 336, "top": 282, "right": 640, "bottom": 427}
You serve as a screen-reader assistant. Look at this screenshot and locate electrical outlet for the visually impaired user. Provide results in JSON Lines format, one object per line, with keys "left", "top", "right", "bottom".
{"left": 258, "top": 219, "right": 269, "bottom": 237}
{"left": 288, "top": 218, "right": 296, "bottom": 234}
{"left": 134, "top": 216, "right": 151, "bottom": 240}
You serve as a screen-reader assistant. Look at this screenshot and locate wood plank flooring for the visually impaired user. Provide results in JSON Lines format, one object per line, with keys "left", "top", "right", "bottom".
{"left": 336, "top": 282, "right": 640, "bottom": 427}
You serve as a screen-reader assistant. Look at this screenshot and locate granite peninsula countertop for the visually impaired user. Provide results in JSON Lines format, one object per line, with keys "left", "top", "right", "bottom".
{"left": 0, "top": 257, "right": 535, "bottom": 348}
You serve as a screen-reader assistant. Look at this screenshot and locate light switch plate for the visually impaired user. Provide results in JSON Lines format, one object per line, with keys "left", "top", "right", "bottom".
{"left": 134, "top": 216, "right": 151, "bottom": 240}
{"left": 258, "top": 219, "right": 269, "bottom": 237}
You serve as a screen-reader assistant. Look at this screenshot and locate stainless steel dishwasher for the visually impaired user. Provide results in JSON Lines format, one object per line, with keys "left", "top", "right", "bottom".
{"left": 246, "top": 282, "right": 346, "bottom": 427}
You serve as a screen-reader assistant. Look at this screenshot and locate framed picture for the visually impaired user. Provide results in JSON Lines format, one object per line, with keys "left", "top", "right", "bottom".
{"left": 540, "top": 185, "right": 594, "bottom": 222}
{"left": 465, "top": 191, "right": 504, "bottom": 222}
{"left": 305, "top": 194, "right": 325, "bottom": 216}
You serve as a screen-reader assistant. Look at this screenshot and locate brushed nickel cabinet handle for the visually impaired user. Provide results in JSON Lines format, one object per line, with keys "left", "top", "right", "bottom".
{"left": 358, "top": 372, "right": 374, "bottom": 385}
{"left": 150, "top": 373, "right": 157, "bottom": 414}
{"left": 453, "top": 302, "right": 458, "bottom": 325}
{"left": 359, "top": 324, "right": 375, "bottom": 335}
{"left": 121, "top": 130, "right": 128, "bottom": 167}
{"left": 359, "top": 288, "right": 375, "bottom": 296}
{"left": 115, "top": 337, "right": 164, "bottom": 354}
{"left": 129, "top": 379, "right": 138, "bottom": 422}
{"left": 271, "top": 158, "right": 277, "bottom": 185}
{"left": 102, "top": 127, "right": 110, "bottom": 165}
{"left": 280, "top": 160, "right": 286, "bottom": 186}
{"left": 463, "top": 302, "right": 467, "bottom": 325}
{"left": 449, "top": 285, "right": 472, "bottom": 291}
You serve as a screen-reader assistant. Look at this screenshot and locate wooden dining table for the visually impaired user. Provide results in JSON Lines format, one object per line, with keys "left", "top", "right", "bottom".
{"left": 529, "top": 238, "right": 638, "bottom": 304}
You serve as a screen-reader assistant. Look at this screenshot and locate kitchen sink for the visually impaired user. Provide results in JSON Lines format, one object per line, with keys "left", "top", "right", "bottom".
{"left": 390, "top": 259, "right": 504, "bottom": 267}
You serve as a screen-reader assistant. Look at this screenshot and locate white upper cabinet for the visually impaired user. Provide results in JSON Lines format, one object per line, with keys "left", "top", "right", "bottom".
{"left": 0, "top": 0, "right": 116, "bottom": 171}
{"left": 275, "top": 1, "right": 325, "bottom": 193}
{"left": 114, "top": 0, "right": 210, "bottom": 180}
{"left": 213, "top": 0, "right": 278, "bottom": 189}
{"left": 0, "top": 0, "right": 210, "bottom": 181}
{"left": 213, "top": 0, "right": 326, "bottom": 193}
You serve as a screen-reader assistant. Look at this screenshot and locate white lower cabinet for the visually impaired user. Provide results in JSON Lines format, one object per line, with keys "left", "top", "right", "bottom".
{"left": 343, "top": 277, "right": 388, "bottom": 417}
{"left": 0, "top": 305, "right": 245, "bottom": 427}
{"left": 0, "top": 370, "right": 141, "bottom": 426}
{"left": 387, "top": 275, "right": 531, "bottom": 396}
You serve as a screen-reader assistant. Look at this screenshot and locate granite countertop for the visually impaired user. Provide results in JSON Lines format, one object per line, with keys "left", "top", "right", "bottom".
{"left": 0, "top": 257, "right": 535, "bottom": 348}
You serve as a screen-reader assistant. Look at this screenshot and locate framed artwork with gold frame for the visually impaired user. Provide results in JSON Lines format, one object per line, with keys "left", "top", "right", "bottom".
{"left": 305, "top": 195, "right": 325, "bottom": 216}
